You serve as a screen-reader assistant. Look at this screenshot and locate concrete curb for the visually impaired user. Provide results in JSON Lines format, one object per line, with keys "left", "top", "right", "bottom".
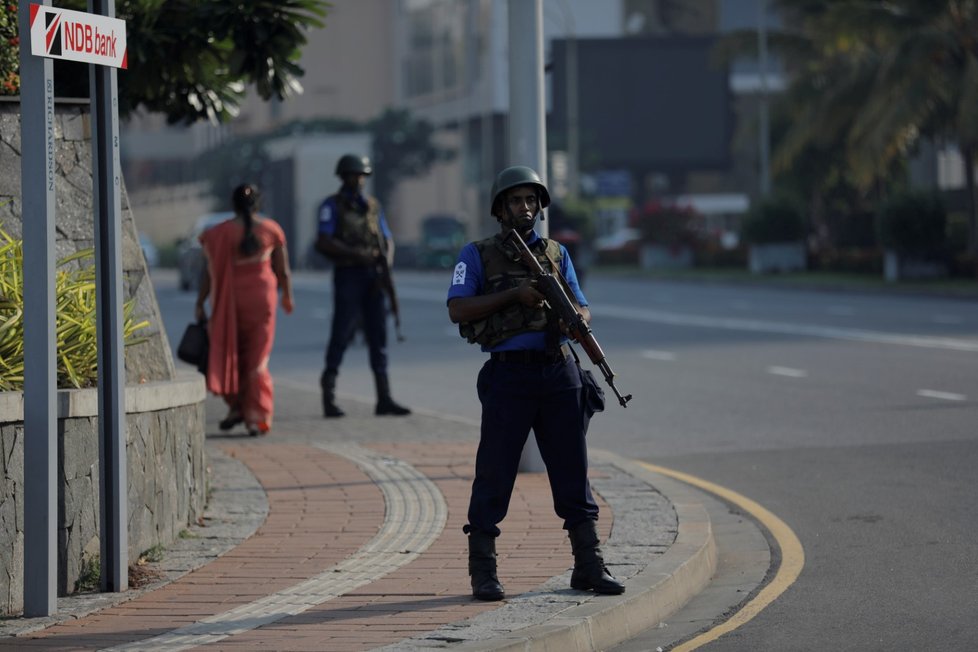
{"left": 0, "top": 372, "right": 204, "bottom": 421}
{"left": 0, "top": 433, "right": 720, "bottom": 651}
{"left": 450, "top": 450, "right": 718, "bottom": 651}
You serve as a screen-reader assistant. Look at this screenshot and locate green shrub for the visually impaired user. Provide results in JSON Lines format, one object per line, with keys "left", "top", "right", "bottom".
{"left": 550, "top": 198, "right": 598, "bottom": 240}
{"left": 812, "top": 247, "right": 884, "bottom": 274}
{"left": 693, "top": 241, "right": 748, "bottom": 268}
{"left": 946, "top": 212, "right": 969, "bottom": 255}
{"left": 0, "top": 4, "right": 18, "bottom": 96}
{"left": 140, "top": 544, "right": 166, "bottom": 563}
{"left": 0, "top": 228, "right": 149, "bottom": 391}
{"left": 74, "top": 555, "right": 100, "bottom": 593}
{"left": 877, "top": 191, "right": 946, "bottom": 255}
{"left": 949, "top": 253, "right": 977, "bottom": 278}
{"left": 741, "top": 195, "right": 806, "bottom": 244}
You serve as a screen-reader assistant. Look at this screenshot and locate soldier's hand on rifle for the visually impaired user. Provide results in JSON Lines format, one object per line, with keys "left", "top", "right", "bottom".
{"left": 515, "top": 279, "right": 546, "bottom": 308}
{"left": 557, "top": 304, "right": 591, "bottom": 340}
{"left": 557, "top": 317, "right": 574, "bottom": 337}
{"left": 354, "top": 246, "right": 382, "bottom": 266}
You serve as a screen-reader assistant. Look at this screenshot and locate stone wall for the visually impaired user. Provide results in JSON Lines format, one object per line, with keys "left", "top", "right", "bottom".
{"left": 0, "top": 377, "right": 206, "bottom": 615}
{"left": 0, "top": 99, "right": 207, "bottom": 615}
{"left": 0, "top": 98, "right": 175, "bottom": 383}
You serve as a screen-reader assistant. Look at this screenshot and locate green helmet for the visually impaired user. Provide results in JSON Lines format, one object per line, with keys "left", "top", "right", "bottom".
{"left": 490, "top": 165, "right": 551, "bottom": 213}
{"left": 335, "top": 153, "right": 372, "bottom": 177}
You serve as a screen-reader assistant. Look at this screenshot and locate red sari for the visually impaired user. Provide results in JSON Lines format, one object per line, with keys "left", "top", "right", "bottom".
{"left": 200, "top": 218, "right": 286, "bottom": 431}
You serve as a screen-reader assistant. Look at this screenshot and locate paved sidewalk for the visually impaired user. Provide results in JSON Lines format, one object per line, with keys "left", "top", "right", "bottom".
{"left": 0, "top": 396, "right": 719, "bottom": 651}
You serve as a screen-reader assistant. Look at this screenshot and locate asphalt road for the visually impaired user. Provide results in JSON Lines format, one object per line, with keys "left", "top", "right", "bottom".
{"left": 153, "top": 267, "right": 978, "bottom": 651}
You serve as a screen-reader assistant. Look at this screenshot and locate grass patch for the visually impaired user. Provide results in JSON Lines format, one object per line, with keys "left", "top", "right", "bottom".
{"left": 74, "top": 556, "right": 101, "bottom": 593}
{"left": 140, "top": 544, "right": 167, "bottom": 563}
{"left": 130, "top": 546, "right": 167, "bottom": 588}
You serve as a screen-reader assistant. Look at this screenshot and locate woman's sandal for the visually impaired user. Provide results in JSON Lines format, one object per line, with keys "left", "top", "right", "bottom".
{"left": 248, "top": 422, "right": 270, "bottom": 437}
{"left": 219, "top": 413, "right": 243, "bottom": 431}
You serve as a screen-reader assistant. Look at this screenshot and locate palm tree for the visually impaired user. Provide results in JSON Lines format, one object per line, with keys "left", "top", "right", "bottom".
{"left": 714, "top": 3, "right": 889, "bottom": 250}
{"left": 775, "top": 0, "right": 978, "bottom": 257}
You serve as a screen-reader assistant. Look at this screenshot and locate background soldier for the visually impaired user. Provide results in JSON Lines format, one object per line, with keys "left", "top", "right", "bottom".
{"left": 446, "top": 165, "right": 624, "bottom": 601}
{"left": 315, "top": 153, "right": 410, "bottom": 418}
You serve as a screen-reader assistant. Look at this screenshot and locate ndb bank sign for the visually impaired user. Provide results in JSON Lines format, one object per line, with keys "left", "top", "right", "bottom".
{"left": 29, "top": 3, "right": 128, "bottom": 69}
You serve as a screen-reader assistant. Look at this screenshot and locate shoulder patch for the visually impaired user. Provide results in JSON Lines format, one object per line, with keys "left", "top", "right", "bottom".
{"left": 319, "top": 203, "right": 332, "bottom": 223}
{"left": 453, "top": 261, "right": 467, "bottom": 286}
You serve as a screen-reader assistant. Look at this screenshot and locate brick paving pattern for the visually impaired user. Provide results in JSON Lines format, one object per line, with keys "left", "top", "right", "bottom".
{"left": 2, "top": 441, "right": 611, "bottom": 651}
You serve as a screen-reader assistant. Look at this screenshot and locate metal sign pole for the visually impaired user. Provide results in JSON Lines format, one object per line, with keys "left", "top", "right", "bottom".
{"left": 508, "top": 0, "right": 548, "bottom": 473}
{"left": 19, "top": 0, "right": 59, "bottom": 617}
{"left": 88, "top": 0, "right": 128, "bottom": 592}
{"left": 22, "top": 0, "right": 130, "bottom": 608}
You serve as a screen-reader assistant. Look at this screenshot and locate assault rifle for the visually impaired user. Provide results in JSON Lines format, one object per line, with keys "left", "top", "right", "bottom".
{"left": 373, "top": 229, "right": 405, "bottom": 342}
{"left": 504, "top": 229, "right": 633, "bottom": 407}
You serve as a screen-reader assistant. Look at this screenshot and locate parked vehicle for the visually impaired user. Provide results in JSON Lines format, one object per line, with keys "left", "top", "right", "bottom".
{"left": 176, "top": 212, "right": 233, "bottom": 291}
{"left": 594, "top": 227, "right": 641, "bottom": 265}
{"left": 418, "top": 215, "right": 466, "bottom": 269}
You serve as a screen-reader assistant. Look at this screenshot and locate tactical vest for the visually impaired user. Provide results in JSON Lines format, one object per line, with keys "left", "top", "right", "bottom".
{"left": 459, "top": 234, "right": 563, "bottom": 348}
{"left": 331, "top": 193, "right": 382, "bottom": 265}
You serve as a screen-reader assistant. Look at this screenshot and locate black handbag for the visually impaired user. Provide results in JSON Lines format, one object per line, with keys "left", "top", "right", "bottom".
{"left": 580, "top": 367, "right": 606, "bottom": 417}
{"left": 177, "top": 319, "right": 209, "bottom": 374}
{"left": 570, "top": 345, "right": 606, "bottom": 418}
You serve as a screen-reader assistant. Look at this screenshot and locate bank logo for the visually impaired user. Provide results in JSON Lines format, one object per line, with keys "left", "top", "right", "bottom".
{"left": 43, "top": 9, "right": 62, "bottom": 57}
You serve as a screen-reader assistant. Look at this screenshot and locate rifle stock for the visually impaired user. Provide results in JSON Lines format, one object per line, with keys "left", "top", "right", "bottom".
{"left": 504, "top": 230, "right": 632, "bottom": 408}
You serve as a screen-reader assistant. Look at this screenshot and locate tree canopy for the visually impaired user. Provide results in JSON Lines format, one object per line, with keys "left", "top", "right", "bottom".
{"left": 198, "top": 109, "right": 455, "bottom": 209}
{"left": 0, "top": 0, "right": 329, "bottom": 124}
{"left": 719, "top": 0, "right": 978, "bottom": 254}
{"left": 0, "top": 4, "right": 17, "bottom": 95}
{"left": 774, "top": 1, "right": 976, "bottom": 181}
{"left": 367, "top": 108, "right": 455, "bottom": 208}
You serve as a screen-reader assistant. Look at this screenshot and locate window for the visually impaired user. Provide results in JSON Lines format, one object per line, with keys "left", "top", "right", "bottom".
{"left": 403, "top": 0, "right": 467, "bottom": 99}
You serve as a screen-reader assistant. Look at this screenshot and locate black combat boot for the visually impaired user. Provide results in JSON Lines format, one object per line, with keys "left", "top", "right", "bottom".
{"left": 467, "top": 531, "right": 505, "bottom": 601}
{"left": 567, "top": 520, "right": 625, "bottom": 595}
{"left": 320, "top": 370, "right": 345, "bottom": 418}
{"left": 374, "top": 373, "right": 411, "bottom": 416}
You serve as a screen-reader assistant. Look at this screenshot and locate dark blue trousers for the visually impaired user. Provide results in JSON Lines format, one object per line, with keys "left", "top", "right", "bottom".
{"left": 466, "top": 356, "right": 599, "bottom": 537}
{"left": 324, "top": 266, "right": 388, "bottom": 375}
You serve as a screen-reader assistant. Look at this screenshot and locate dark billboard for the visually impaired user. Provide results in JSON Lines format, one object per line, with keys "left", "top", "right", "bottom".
{"left": 550, "top": 36, "right": 732, "bottom": 172}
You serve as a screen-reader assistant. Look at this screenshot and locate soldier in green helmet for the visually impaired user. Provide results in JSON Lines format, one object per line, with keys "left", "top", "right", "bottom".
{"left": 314, "top": 153, "right": 411, "bottom": 418}
{"left": 446, "top": 165, "right": 624, "bottom": 601}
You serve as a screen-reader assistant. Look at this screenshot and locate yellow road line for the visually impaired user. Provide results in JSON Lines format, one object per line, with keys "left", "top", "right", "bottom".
{"left": 638, "top": 461, "right": 805, "bottom": 650}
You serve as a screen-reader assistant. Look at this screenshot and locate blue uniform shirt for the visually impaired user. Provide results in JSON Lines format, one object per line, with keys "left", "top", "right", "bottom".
{"left": 317, "top": 188, "right": 393, "bottom": 240}
{"left": 447, "top": 231, "right": 588, "bottom": 352}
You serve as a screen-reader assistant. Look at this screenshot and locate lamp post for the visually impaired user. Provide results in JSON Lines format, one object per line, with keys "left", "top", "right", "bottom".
{"left": 758, "top": 0, "right": 771, "bottom": 197}
{"left": 508, "top": 0, "right": 548, "bottom": 472}
{"left": 555, "top": 0, "right": 579, "bottom": 199}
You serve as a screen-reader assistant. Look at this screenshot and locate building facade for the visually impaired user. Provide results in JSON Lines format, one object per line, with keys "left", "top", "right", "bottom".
{"left": 123, "top": 0, "right": 793, "bottom": 259}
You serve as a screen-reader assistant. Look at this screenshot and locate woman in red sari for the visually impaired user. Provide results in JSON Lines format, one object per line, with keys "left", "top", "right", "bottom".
{"left": 194, "top": 184, "right": 295, "bottom": 436}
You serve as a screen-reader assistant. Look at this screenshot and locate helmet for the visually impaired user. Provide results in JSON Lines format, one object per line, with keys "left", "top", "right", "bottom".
{"left": 335, "top": 154, "right": 372, "bottom": 177}
{"left": 490, "top": 166, "right": 551, "bottom": 213}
